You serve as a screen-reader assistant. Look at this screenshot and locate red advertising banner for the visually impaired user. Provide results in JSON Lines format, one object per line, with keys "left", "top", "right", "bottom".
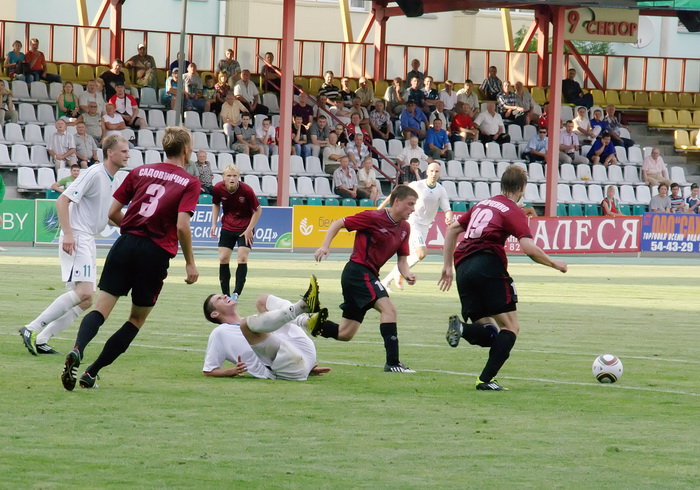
{"left": 426, "top": 212, "right": 641, "bottom": 254}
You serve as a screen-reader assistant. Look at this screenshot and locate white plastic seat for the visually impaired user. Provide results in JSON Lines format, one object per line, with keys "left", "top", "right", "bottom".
{"left": 304, "top": 156, "right": 326, "bottom": 177}
{"left": 479, "top": 161, "right": 498, "bottom": 181}
{"left": 121, "top": 128, "right": 135, "bottom": 142}
{"left": 261, "top": 175, "right": 278, "bottom": 197}
{"left": 581, "top": 145, "right": 592, "bottom": 157}
{"left": 463, "top": 160, "right": 481, "bottom": 180}
{"left": 166, "top": 110, "right": 177, "bottom": 127}
{"left": 31, "top": 145, "right": 51, "bottom": 167}
{"left": 607, "top": 165, "right": 625, "bottom": 184}
{"left": 496, "top": 161, "right": 511, "bottom": 179}
{"left": 381, "top": 160, "right": 397, "bottom": 179}
{"left": 30, "top": 82, "right": 52, "bottom": 102}
{"left": 202, "top": 112, "right": 220, "bottom": 131}
{"left": 445, "top": 160, "right": 465, "bottom": 181}
{"left": 37, "top": 167, "right": 56, "bottom": 188}
{"left": 591, "top": 165, "right": 610, "bottom": 184}
{"left": 627, "top": 146, "right": 643, "bottom": 165}
{"left": 136, "top": 129, "right": 157, "bottom": 149}
{"left": 37, "top": 104, "right": 56, "bottom": 125}
{"left": 212, "top": 173, "right": 223, "bottom": 185}
{"left": 501, "top": 142, "right": 524, "bottom": 162}
{"left": 485, "top": 142, "right": 503, "bottom": 161}
{"left": 296, "top": 176, "right": 320, "bottom": 197}
{"left": 572, "top": 184, "right": 594, "bottom": 204}
{"left": 126, "top": 149, "right": 144, "bottom": 169}
{"left": 528, "top": 162, "right": 546, "bottom": 183}
{"left": 587, "top": 184, "right": 605, "bottom": 204}
{"left": 387, "top": 139, "right": 403, "bottom": 158}
{"left": 144, "top": 149, "right": 162, "bottom": 165}
{"left": 507, "top": 124, "right": 524, "bottom": 144}
{"left": 263, "top": 93, "right": 280, "bottom": 114}
{"left": 469, "top": 141, "right": 486, "bottom": 160}
{"left": 139, "top": 87, "right": 165, "bottom": 109}
{"left": 636, "top": 185, "right": 652, "bottom": 205}
{"left": 11, "top": 144, "right": 32, "bottom": 166}
{"left": 560, "top": 106, "right": 574, "bottom": 123}
{"left": 559, "top": 163, "right": 579, "bottom": 184}
{"left": 458, "top": 181, "right": 476, "bottom": 201}
{"left": 289, "top": 176, "right": 301, "bottom": 197}
{"left": 490, "top": 182, "right": 501, "bottom": 197}
{"left": 623, "top": 166, "right": 643, "bottom": 185}
{"left": 12, "top": 80, "right": 36, "bottom": 102}
{"left": 473, "top": 181, "right": 491, "bottom": 200}
{"left": 615, "top": 146, "right": 629, "bottom": 165}
{"left": 24, "top": 124, "right": 45, "bottom": 145}
{"left": 441, "top": 180, "right": 459, "bottom": 201}
{"left": 114, "top": 170, "right": 129, "bottom": 188}
{"left": 619, "top": 127, "right": 631, "bottom": 139}
{"left": 524, "top": 182, "right": 543, "bottom": 203}
{"left": 18, "top": 103, "right": 39, "bottom": 125}
{"left": 48, "top": 82, "right": 63, "bottom": 100}
{"left": 148, "top": 110, "right": 167, "bottom": 129}
{"left": 56, "top": 167, "right": 71, "bottom": 181}
{"left": 576, "top": 164, "right": 593, "bottom": 183}
{"left": 670, "top": 167, "right": 691, "bottom": 186}
{"left": 0, "top": 144, "right": 13, "bottom": 167}
{"left": 192, "top": 131, "right": 210, "bottom": 151}
{"left": 184, "top": 111, "right": 202, "bottom": 131}
{"left": 619, "top": 185, "right": 640, "bottom": 204}
{"left": 314, "top": 176, "right": 338, "bottom": 198}
{"left": 558, "top": 183, "right": 576, "bottom": 203}
{"left": 290, "top": 155, "right": 307, "bottom": 176}
{"left": 209, "top": 132, "right": 229, "bottom": 152}
{"left": 453, "top": 140, "right": 469, "bottom": 160}
{"left": 235, "top": 153, "right": 256, "bottom": 175}
{"left": 216, "top": 152, "right": 234, "bottom": 173}
{"left": 243, "top": 175, "right": 266, "bottom": 196}
{"left": 372, "top": 139, "right": 388, "bottom": 157}
{"left": 253, "top": 154, "right": 274, "bottom": 175}
{"left": 44, "top": 124, "right": 57, "bottom": 143}
{"left": 270, "top": 155, "right": 279, "bottom": 173}
{"left": 17, "top": 167, "right": 43, "bottom": 191}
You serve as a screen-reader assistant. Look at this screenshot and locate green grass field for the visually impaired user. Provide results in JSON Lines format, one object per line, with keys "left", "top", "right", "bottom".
{"left": 2, "top": 248, "right": 699, "bottom": 488}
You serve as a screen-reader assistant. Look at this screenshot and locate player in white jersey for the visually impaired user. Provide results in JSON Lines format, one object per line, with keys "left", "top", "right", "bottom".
{"left": 202, "top": 277, "right": 330, "bottom": 381}
{"left": 19, "top": 135, "right": 129, "bottom": 355}
{"left": 379, "top": 162, "right": 452, "bottom": 291}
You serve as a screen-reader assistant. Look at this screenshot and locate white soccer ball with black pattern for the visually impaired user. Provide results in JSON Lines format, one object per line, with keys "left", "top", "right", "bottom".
{"left": 592, "top": 354, "right": 623, "bottom": 383}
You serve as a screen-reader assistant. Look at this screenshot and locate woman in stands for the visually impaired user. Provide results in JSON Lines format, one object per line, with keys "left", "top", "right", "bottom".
{"left": 57, "top": 81, "right": 80, "bottom": 123}
{"left": 4, "top": 40, "right": 25, "bottom": 80}
{"left": 601, "top": 185, "right": 625, "bottom": 217}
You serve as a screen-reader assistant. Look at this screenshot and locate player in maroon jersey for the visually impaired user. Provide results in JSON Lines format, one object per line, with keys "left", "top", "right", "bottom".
{"left": 210, "top": 163, "right": 261, "bottom": 300}
{"left": 62, "top": 126, "right": 201, "bottom": 390}
{"left": 312, "top": 184, "right": 419, "bottom": 373}
{"left": 439, "top": 165, "right": 567, "bottom": 391}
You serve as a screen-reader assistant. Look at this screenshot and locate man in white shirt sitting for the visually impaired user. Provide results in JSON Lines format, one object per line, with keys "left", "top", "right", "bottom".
{"left": 473, "top": 101, "right": 510, "bottom": 145}
{"left": 234, "top": 69, "right": 269, "bottom": 116}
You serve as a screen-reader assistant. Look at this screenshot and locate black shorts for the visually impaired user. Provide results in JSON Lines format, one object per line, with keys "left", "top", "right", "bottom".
{"left": 455, "top": 251, "right": 517, "bottom": 323}
{"left": 218, "top": 229, "right": 252, "bottom": 250}
{"left": 98, "top": 233, "right": 171, "bottom": 307}
{"left": 339, "top": 261, "right": 389, "bottom": 323}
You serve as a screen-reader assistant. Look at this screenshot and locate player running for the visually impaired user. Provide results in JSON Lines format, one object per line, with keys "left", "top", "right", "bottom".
{"left": 379, "top": 161, "right": 452, "bottom": 291}
{"left": 19, "top": 135, "right": 129, "bottom": 355}
{"left": 61, "top": 126, "right": 200, "bottom": 390}
{"left": 439, "top": 166, "right": 567, "bottom": 391}
{"left": 313, "top": 184, "right": 418, "bottom": 373}
{"left": 202, "top": 276, "right": 330, "bottom": 380}
{"left": 210, "top": 164, "right": 262, "bottom": 300}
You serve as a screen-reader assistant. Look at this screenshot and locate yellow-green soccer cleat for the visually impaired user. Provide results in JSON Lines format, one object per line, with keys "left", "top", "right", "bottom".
{"left": 302, "top": 274, "right": 321, "bottom": 313}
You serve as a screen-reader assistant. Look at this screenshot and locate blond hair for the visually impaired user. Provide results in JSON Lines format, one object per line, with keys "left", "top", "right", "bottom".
{"left": 103, "top": 134, "right": 128, "bottom": 155}
{"left": 162, "top": 126, "right": 192, "bottom": 159}
{"left": 222, "top": 164, "right": 240, "bottom": 176}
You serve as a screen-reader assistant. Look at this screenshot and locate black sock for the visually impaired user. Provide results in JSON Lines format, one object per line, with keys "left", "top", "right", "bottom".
{"left": 462, "top": 322, "right": 497, "bottom": 348}
{"left": 75, "top": 311, "right": 105, "bottom": 357}
{"left": 479, "top": 330, "right": 517, "bottom": 383}
{"left": 219, "top": 263, "right": 231, "bottom": 296}
{"left": 233, "top": 263, "right": 248, "bottom": 295}
{"left": 379, "top": 322, "right": 399, "bottom": 366}
{"left": 85, "top": 322, "right": 139, "bottom": 376}
{"left": 317, "top": 320, "right": 339, "bottom": 339}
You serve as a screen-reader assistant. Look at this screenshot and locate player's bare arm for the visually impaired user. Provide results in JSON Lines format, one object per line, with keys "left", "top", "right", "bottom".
{"left": 203, "top": 356, "right": 248, "bottom": 377}
{"left": 177, "top": 211, "right": 199, "bottom": 284}
{"left": 519, "top": 237, "right": 568, "bottom": 273}
{"left": 314, "top": 219, "right": 346, "bottom": 262}
{"left": 243, "top": 206, "right": 262, "bottom": 247}
{"left": 108, "top": 198, "right": 126, "bottom": 227}
{"left": 438, "top": 220, "right": 464, "bottom": 291}
{"left": 376, "top": 195, "right": 391, "bottom": 210}
{"left": 210, "top": 202, "right": 220, "bottom": 238}
{"left": 396, "top": 256, "right": 416, "bottom": 286}
{"left": 309, "top": 365, "right": 332, "bottom": 376}
{"left": 55, "top": 194, "right": 75, "bottom": 254}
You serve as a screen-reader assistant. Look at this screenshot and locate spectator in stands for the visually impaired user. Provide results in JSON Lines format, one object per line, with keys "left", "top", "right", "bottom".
{"left": 79, "top": 79, "right": 106, "bottom": 114}
{"left": 523, "top": 127, "right": 548, "bottom": 163}
{"left": 339, "top": 77, "right": 355, "bottom": 107}
{"left": 110, "top": 83, "right": 146, "bottom": 129}
{"left": 405, "top": 59, "right": 425, "bottom": 87}
{"left": 47, "top": 119, "right": 77, "bottom": 171}
{"left": 424, "top": 118, "right": 453, "bottom": 161}
{"left": 399, "top": 157, "right": 426, "bottom": 184}
{"left": 308, "top": 115, "right": 330, "bottom": 157}
{"left": 346, "top": 111, "right": 370, "bottom": 144}
{"left": 589, "top": 109, "right": 608, "bottom": 138}
{"left": 439, "top": 80, "right": 458, "bottom": 116}
{"left": 649, "top": 183, "right": 671, "bottom": 212}
{"left": 562, "top": 68, "right": 593, "bottom": 108}
{"left": 669, "top": 183, "right": 687, "bottom": 213}
{"left": 405, "top": 77, "right": 425, "bottom": 109}
{"left": 163, "top": 68, "right": 181, "bottom": 109}
{"left": 169, "top": 52, "right": 190, "bottom": 73}
{"left": 23, "top": 38, "right": 61, "bottom": 84}
{"left": 497, "top": 81, "right": 526, "bottom": 127}
{"left": 292, "top": 93, "right": 315, "bottom": 128}
{"left": 480, "top": 66, "right": 502, "bottom": 101}
{"left": 587, "top": 132, "right": 618, "bottom": 166}
{"left": 332, "top": 156, "right": 360, "bottom": 199}
{"left": 323, "top": 131, "right": 346, "bottom": 174}
{"left": 384, "top": 77, "right": 407, "bottom": 117}
{"left": 474, "top": 101, "right": 510, "bottom": 144}
{"left": 234, "top": 69, "right": 269, "bottom": 115}
{"left": 50, "top": 163, "right": 81, "bottom": 193}
{"left": 261, "top": 52, "right": 280, "bottom": 94}
{"left": 573, "top": 106, "right": 598, "bottom": 143}
{"left": 369, "top": 99, "right": 393, "bottom": 141}
{"left": 601, "top": 185, "right": 624, "bottom": 216}
{"left": 334, "top": 122, "right": 349, "bottom": 146}
{"left": 686, "top": 183, "right": 700, "bottom": 214}
{"left": 429, "top": 100, "right": 449, "bottom": 129}
{"left": 101, "top": 102, "right": 126, "bottom": 143}
{"left": 314, "top": 93, "right": 332, "bottom": 120}
{"left": 77, "top": 102, "right": 103, "bottom": 143}
{"left": 350, "top": 97, "right": 371, "bottom": 135}
{"left": 100, "top": 59, "right": 129, "bottom": 101}
{"left": 220, "top": 92, "right": 247, "bottom": 144}
{"left": 4, "top": 40, "right": 25, "bottom": 80}
{"left": 357, "top": 157, "right": 380, "bottom": 203}
{"left": 559, "top": 120, "right": 588, "bottom": 164}
{"left": 74, "top": 121, "right": 99, "bottom": 167}
{"left": 232, "top": 113, "right": 263, "bottom": 155}
{"left": 456, "top": 79, "right": 480, "bottom": 115}
{"left": 330, "top": 97, "right": 353, "bottom": 126}
{"left": 217, "top": 49, "right": 241, "bottom": 89}
{"left": 291, "top": 114, "right": 309, "bottom": 158}
{"left": 202, "top": 75, "right": 218, "bottom": 112}
{"left": 56, "top": 81, "right": 80, "bottom": 123}
{"left": 256, "top": 117, "right": 278, "bottom": 157}
{"left": 183, "top": 62, "right": 203, "bottom": 96}
{"left": 538, "top": 101, "right": 550, "bottom": 130}
{"left": 514, "top": 81, "right": 538, "bottom": 126}
{"left": 422, "top": 76, "right": 439, "bottom": 113}
{"left": 193, "top": 149, "right": 215, "bottom": 195}
{"left": 604, "top": 105, "right": 635, "bottom": 149}
{"left": 346, "top": 135, "right": 370, "bottom": 170}
{"left": 355, "top": 77, "right": 374, "bottom": 108}
{"left": 397, "top": 135, "right": 431, "bottom": 170}
{"left": 0, "top": 80, "right": 18, "bottom": 126}
{"left": 450, "top": 102, "right": 478, "bottom": 143}
{"left": 400, "top": 100, "right": 427, "bottom": 140}
{"left": 319, "top": 70, "right": 340, "bottom": 100}
{"left": 214, "top": 72, "right": 230, "bottom": 114}
{"left": 125, "top": 43, "right": 157, "bottom": 90}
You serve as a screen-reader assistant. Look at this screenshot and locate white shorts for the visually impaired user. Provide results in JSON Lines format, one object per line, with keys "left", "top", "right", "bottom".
{"left": 408, "top": 221, "right": 430, "bottom": 253}
{"left": 59, "top": 233, "right": 97, "bottom": 290}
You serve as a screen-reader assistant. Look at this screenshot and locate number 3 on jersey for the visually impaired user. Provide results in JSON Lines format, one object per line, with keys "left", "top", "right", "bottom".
{"left": 139, "top": 184, "right": 166, "bottom": 217}
{"left": 465, "top": 208, "right": 493, "bottom": 239}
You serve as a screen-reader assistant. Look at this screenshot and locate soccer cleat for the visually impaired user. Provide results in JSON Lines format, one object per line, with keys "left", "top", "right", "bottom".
{"left": 79, "top": 372, "right": 99, "bottom": 389}
{"left": 229, "top": 292, "right": 239, "bottom": 303}
{"left": 302, "top": 274, "right": 321, "bottom": 313}
{"left": 36, "top": 343, "right": 60, "bottom": 355}
{"left": 61, "top": 348, "right": 82, "bottom": 391}
{"left": 384, "top": 362, "right": 416, "bottom": 373}
{"left": 306, "top": 308, "right": 328, "bottom": 337}
{"left": 446, "top": 315, "right": 463, "bottom": 348}
{"left": 475, "top": 378, "right": 508, "bottom": 391}
{"left": 19, "top": 327, "right": 38, "bottom": 356}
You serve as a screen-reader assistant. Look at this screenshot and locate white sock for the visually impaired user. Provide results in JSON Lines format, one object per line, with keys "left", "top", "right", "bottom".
{"left": 246, "top": 308, "right": 296, "bottom": 333}
{"left": 407, "top": 254, "right": 421, "bottom": 269}
{"left": 36, "top": 305, "right": 84, "bottom": 345}
{"left": 293, "top": 313, "right": 310, "bottom": 329}
{"left": 382, "top": 266, "right": 398, "bottom": 285}
{"left": 27, "top": 290, "right": 81, "bottom": 332}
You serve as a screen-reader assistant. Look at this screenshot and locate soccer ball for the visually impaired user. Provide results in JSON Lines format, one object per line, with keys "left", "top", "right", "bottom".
{"left": 592, "top": 354, "right": 623, "bottom": 383}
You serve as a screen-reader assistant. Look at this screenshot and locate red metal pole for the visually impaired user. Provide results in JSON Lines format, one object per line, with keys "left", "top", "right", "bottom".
{"left": 544, "top": 5, "right": 565, "bottom": 218}
{"left": 535, "top": 7, "right": 550, "bottom": 87}
{"left": 276, "top": 0, "right": 295, "bottom": 207}
{"left": 373, "top": 6, "right": 387, "bottom": 82}
{"left": 109, "top": 0, "right": 123, "bottom": 62}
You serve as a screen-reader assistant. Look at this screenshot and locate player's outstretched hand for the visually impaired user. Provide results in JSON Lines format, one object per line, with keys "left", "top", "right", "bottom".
{"left": 185, "top": 263, "right": 199, "bottom": 284}
{"left": 437, "top": 267, "right": 453, "bottom": 291}
{"left": 314, "top": 247, "right": 329, "bottom": 262}
{"left": 243, "top": 229, "right": 254, "bottom": 247}
{"left": 553, "top": 260, "right": 568, "bottom": 273}
{"left": 310, "top": 364, "right": 332, "bottom": 376}
{"left": 405, "top": 273, "right": 417, "bottom": 286}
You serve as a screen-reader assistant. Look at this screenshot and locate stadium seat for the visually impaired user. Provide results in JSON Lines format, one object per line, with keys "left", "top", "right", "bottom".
{"left": 679, "top": 92, "right": 695, "bottom": 110}
{"left": 136, "top": 129, "right": 157, "bottom": 149}
{"left": 502, "top": 143, "right": 523, "bottom": 162}
{"left": 557, "top": 202, "right": 567, "bottom": 216}
{"left": 444, "top": 160, "right": 464, "bottom": 180}
{"left": 304, "top": 156, "right": 326, "bottom": 177}
{"left": 289, "top": 196, "right": 305, "bottom": 206}
{"left": 31, "top": 145, "right": 51, "bottom": 167}
{"left": 372, "top": 138, "right": 388, "bottom": 157}
{"left": 308, "top": 77, "right": 324, "bottom": 96}
{"left": 559, "top": 163, "right": 579, "bottom": 184}
{"left": 387, "top": 139, "right": 403, "bottom": 158}
{"left": 140, "top": 87, "right": 165, "bottom": 109}
{"left": 209, "top": 132, "right": 229, "bottom": 152}
{"left": 296, "top": 176, "right": 319, "bottom": 198}
{"left": 619, "top": 185, "right": 640, "bottom": 205}
{"left": 506, "top": 124, "right": 523, "bottom": 144}
{"left": 342, "top": 198, "right": 357, "bottom": 206}
{"left": 618, "top": 204, "right": 632, "bottom": 215}
{"left": 127, "top": 149, "right": 144, "bottom": 169}
{"left": 661, "top": 109, "right": 679, "bottom": 128}
{"left": 591, "top": 165, "right": 609, "bottom": 184}
{"left": 235, "top": 153, "right": 255, "bottom": 174}
{"left": 243, "top": 175, "right": 265, "bottom": 196}
{"left": 632, "top": 204, "right": 648, "bottom": 215}
{"left": 11, "top": 80, "right": 35, "bottom": 102}
{"left": 144, "top": 149, "right": 161, "bottom": 165}
{"left": 587, "top": 185, "right": 605, "bottom": 204}
{"left": 605, "top": 90, "right": 620, "bottom": 107}
{"left": 453, "top": 140, "right": 469, "bottom": 160}
{"left": 17, "top": 167, "right": 44, "bottom": 191}
{"left": 623, "top": 166, "right": 643, "bottom": 185}
{"left": 591, "top": 89, "right": 606, "bottom": 107}
{"left": 184, "top": 111, "right": 202, "bottom": 131}
{"left": 253, "top": 154, "right": 274, "bottom": 175}
{"left": 198, "top": 194, "right": 213, "bottom": 204}
{"left": 462, "top": 160, "right": 480, "bottom": 180}
{"left": 148, "top": 109, "right": 167, "bottom": 129}
{"left": 485, "top": 142, "right": 503, "bottom": 161}
{"left": 674, "top": 130, "right": 691, "bottom": 150}
{"left": 263, "top": 93, "right": 280, "bottom": 114}
{"left": 480, "top": 161, "right": 498, "bottom": 181}
{"left": 307, "top": 196, "right": 323, "bottom": 206}
{"left": 289, "top": 155, "right": 307, "bottom": 176}
{"left": 671, "top": 166, "right": 691, "bottom": 186}
{"left": 531, "top": 87, "right": 546, "bottom": 105}
{"left": 496, "top": 161, "right": 510, "bottom": 179}
{"left": 558, "top": 183, "right": 575, "bottom": 204}
{"left": 324, "top": 198, "right": 340, "bottom": 206}
{"left": 633, "top": 91, "right": 650, "bottom": 108}
{"left": 490, "top": 182, "right": 501, "bottom": 197}
{"left": 458, "top": 181, "right": 476, "bottom": 202}
{"left": 293, "top": 77, "right": 309, "bottom": 93}
{"left": 524, "top": 183, "right": 542, "bottom": 204}
{"left": 474, "top": 181, "right": 490, "bottom": 200}
{"left": 635, "top": 185, "right": 652, "bottom": 205}
{"left": 568, "top": 203, "right": 584, "bottom": 216}
{"left": 29, "top": 82, "right": 52, "bottom": 103}
{"left": 17, "top": 104, "right": 38, "bottom": 125}
{"left": 5, "top": 123, "right": 26, "bottom": 144}
{"left": 314, "top": 177, "right": 337, "bottom": 198}
{"left": 59, "top": 64, "right": 79, "bottom": 84}
{"left": 618, "top": 90, "right": 634, "bottom": 109}
{"left": 527, "top": 162, "right": 545, "bottom": 183}
{"left": 627, "top": 146, "right": 644, "bottom": 165}
{"left": 607, "top": 165, "right": 625, "bottom": 184}
{"left": 269, "top": 155, "right": 279, "bottom": 173}
{"left": 665, "top": 92, "right": 681, "bottom": 110}
{"left": 37, "top": 104, "right": 56, "bottom": 125}
{"left": 261, "top": 175, "right": 278, "bottom": 197}
{"left": 469, "top": 142, "right": 486, "bottom": 160}
{"left": 192, "top": 131, "right": 210, "bottom": 151}
{"left": 24, "top": 124, "right": 45, "bottom": 145}
{"left": 356, "top": 198, "right": 373, "bottom": 207}
{"left": 585, "top": 204, "right": 601, "bottom": 216}
{"left": 442, "top": 180, "right": 459, "bottom": 201}
{"left": 649, "top": 92, "right": 665, "bottom": 108}
{"left": 678, "top": 110, "right": 694, "bottom": 128}
{"left": 451, "top": 201, "right": 468, "bottom": 212}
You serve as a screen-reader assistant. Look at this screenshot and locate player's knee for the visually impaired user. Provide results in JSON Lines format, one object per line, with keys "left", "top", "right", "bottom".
{"left": 255, "top": 294, "right": 269, "bottom": 313}
{"left": 78, "top": 296, "right": 93, "bottom": 310}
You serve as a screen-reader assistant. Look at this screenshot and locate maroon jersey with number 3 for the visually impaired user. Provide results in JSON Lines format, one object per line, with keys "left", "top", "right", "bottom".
{"left": 343, "top": 209, "right": 411, "bottom": 276}
{"left": 454, "top": 194, "right": 532, "bottom": 269}
{"left": 211, "top": 181, "right": 261, "bottom": 232}
{"left": 114, "top": 162, "right": 200, "bottom": 257}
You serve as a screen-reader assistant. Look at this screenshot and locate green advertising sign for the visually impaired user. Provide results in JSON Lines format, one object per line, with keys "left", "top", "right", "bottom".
{"left": 35, "top": 199, "right": 61, "bottom": 244}
{"left": 0, "top": 199, "right": 36, "bottom": 242}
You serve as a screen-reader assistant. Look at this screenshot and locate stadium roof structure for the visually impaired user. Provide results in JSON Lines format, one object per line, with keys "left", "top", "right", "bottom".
{"left": 373, "top": 0, "right": 700, "bottom": 13}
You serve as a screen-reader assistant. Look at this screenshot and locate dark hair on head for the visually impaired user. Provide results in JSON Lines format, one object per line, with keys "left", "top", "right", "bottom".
{"left": 670, "top": 182, "right": 679, "bottom": 189}
{"left": 204, "top": 75, "right": 213, "bottom": 81}
{"left": 501, "top": 165, "right": 527, "bottom": 194}
{"left": 317, "top": 115, "right": 327, "bottom": 120}
{"left": 70, "top": 163, "right": 81, "bottom": 170}
{"left": 565, "top": 120, "right": 574, "bottom": 125}
{"left": 203, "top": 294, "right": 221, "bottom": 324}
{"left": 241, "top": 112, "right": 251, "bottom": 119}
{"left": 659, "top": 183, "right": 669, "bottom": 190}
{"left": 389, "top": 184, "right": 419, "bottom": 206}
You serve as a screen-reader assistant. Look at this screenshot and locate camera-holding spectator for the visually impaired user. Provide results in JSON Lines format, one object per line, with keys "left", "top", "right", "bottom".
{"left": 125, "top": 43, "right": 157, "bottom": 90}
{"left": 50, "top": 163, "right": 81, "bottom": 193}
{"left": 109, "top": 83, "right": 146, "bottom": 129}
